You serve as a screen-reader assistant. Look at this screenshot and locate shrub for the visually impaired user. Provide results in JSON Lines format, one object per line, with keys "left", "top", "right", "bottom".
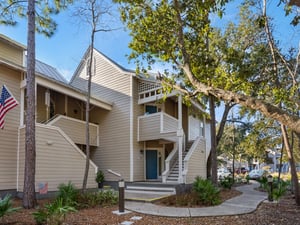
{"left": 57, "top": 182, "right": 79, "bottom": 208}
{"left": 77, "top": 189, "right": 118, "bottom": 208}
{"left": 258, "top": 176, "right": 268, "bottom": 190}
{"left": 33, "top": 198, "right": 76, "bottom": 225}
{"left": 0, "top": 195, "right": 20, "bottom": 218}
{"left": 219, "top": 176, "right": 233, "bottom": 189}
{"left": 98, "top": 190, "right": 118, "bottom": 206}
{"left": 95, "top": 170, "right": 105, "bottom": 183}
{"left": 272, "top": 179, "right": 289, "bottom": 201}
{"left": 193, "top": 177, "right": 221, "bottom": 206}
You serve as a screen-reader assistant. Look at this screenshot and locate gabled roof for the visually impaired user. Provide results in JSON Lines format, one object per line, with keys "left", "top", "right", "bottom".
{"left": 69, "top": 46, "right": 135, "bottom": 84}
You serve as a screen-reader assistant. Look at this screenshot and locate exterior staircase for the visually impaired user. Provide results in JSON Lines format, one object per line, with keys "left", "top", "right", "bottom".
{"left": 166, "top": 141, "right": 194, "bottom": 183}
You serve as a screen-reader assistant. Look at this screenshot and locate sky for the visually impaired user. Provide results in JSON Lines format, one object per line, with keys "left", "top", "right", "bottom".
{"left": 1, "top": 0, "right": 299, "bottom": 120}
{"left": 1, "top": 0, "right": 298, "bottom": 81}
{"left": 1, "top": 1, "right": 135, "bottom": 81}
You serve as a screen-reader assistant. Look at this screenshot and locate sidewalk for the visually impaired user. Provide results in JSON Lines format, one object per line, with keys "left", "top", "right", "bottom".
{"left": 125, "top": 181, "right": 267, "bottom": 217}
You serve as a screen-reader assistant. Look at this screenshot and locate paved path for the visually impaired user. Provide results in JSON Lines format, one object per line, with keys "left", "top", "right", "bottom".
{"left": 125, "top": 182, "right": 267, "bottom": 217}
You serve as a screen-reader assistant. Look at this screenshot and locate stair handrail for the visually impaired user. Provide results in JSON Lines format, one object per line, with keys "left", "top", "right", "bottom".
{"left": 162, "top": 142, "right": 178, "bottom": 183}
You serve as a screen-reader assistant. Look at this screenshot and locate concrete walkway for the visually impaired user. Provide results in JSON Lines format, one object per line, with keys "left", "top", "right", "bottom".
{"left": 125, "top": 182, "right": 267, "bottom": 217}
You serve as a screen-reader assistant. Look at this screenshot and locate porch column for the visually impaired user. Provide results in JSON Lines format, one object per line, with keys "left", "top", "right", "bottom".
{"left": 177, "top": 94, "right": 183, "bottom": 183}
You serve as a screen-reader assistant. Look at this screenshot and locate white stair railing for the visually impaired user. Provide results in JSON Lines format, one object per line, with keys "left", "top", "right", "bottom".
{"left": 162, "top": 142, "right": 178, "bottom": 183}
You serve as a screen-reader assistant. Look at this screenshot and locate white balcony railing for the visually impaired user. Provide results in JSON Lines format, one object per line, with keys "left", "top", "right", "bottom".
{"left": 137, "top": 112, "right": 178, "bottom": 142}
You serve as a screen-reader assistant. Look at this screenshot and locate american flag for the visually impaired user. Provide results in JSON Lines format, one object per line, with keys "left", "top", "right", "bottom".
{"left": 39, "top": 182, "right": 48, "bottom": 194}
{"left": 0, "top": 85, "right": 19, "bottom": 129}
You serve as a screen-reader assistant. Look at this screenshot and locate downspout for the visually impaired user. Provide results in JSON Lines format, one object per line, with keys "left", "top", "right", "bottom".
{"left": 177, "top": 94, "right": 183, "bottom": 183}
{"left": 130, "top": 75, "right": 134, "bottom": 181}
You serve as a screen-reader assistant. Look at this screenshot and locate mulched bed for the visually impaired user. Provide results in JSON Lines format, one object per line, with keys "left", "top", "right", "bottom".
{"left": 154, "top": 188, "right": 242, "bottom": 207}
{"left": 1, "top": 187, "right": 300, "bottom": 224}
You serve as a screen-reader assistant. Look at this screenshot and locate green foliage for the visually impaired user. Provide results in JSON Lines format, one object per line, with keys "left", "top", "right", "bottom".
{"left": 33, "top": 198, "right": 76, "bottom": 225}
{"left": 219, "top": 176, "right": 233, "bottom": 189}
{"left": 193, "top": 177, "right": 221, "bottom": 206}
{"left": 57, "top": 182, "right": 79, "bottom": 208}
{"left": 77, "top": 190, "right": 118, "bottom": 208}
{"left": 271, "top": 178, "right": 290, "bottom": 201}
{"left": 257, "top": 177, "right": 289, "bottom": 201}
{"left": 257, "top": 176, "right": 268, "bottom": 190}
{"left": 0, "top": 195, "right": 20, "bottom": 218}
{"left": 95, "top": 170, "right": 105, "bottom": 183}
{"left": 0, "top": 0, "right": 73, "bottom": 36}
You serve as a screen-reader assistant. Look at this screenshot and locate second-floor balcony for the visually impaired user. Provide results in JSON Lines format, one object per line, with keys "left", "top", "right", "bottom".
{"left": 137, "top": 112, "right": 178, "bottom": 142}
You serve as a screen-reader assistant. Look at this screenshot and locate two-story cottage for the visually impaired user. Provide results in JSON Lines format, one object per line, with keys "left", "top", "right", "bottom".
{"left": 0, "top": 34, "right": 211, "bottom": 197}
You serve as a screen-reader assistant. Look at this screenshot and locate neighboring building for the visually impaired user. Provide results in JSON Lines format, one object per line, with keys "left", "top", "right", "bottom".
{"left": 0, "top": 34, "right": 211, "bottom": 196}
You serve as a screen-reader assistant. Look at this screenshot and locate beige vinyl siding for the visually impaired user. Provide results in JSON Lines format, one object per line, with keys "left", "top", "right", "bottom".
{"left": 185, "top": 137, "right": 207, "bottom": 183}
{"left": 48, "top": 115, "right": 99, "bottom": 146}
{"left": 132, "top": 77, "right": 145, "bottom": 180}
{"left": 138, "top": 112, "right": 177, "bottom": 141}
{"left": 36, "top": 85, "right": 47, "bottom": 122}
{"left": 36, "top": 86, "right": 68, "bottom": 123}
{"left": 138, "top": 113, "right": 161, "bottom": 141}
{"left": 18, "top": 124, "right": 97, "bottom": 192}
{"left": 164, "top": 98, "right": 176, "bottom": 117}
{"left": 71, "top": 49, "right": 132, "bottom": 181}
{"left": 0, "top": 41, "right": 24, "bottom": 66}
{"left": 0, "top": 66, "right": 21, "bottom": 190}
{"left": 67, "top": 96, "right": 83, "bottom": 120}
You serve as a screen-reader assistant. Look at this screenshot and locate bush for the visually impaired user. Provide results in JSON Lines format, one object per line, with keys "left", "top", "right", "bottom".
{"left": 258, "top": 176, "right": 268, "bottom": 190}
{"left": 272, "top": 179, "right": 289, "bottom": 201}
{"left": 0, "top": 195, "right": 20, "bottom": 218}
{"left": 98, "top": 190, "right": 118, "bottom": 206}
{"left": 219, "top": 176, "right": 233, "bottom": 189}
{"left": 193, "top": 177, "right": 221, "bottom": 206}
{"left": 33, "top": 198, "right": 76, "bottom": 225}
{"left": 77, "top": 190, "right": 118, "bottom": 208}
{"left": 57, "top": 182, "right": 79, "bottom": 208}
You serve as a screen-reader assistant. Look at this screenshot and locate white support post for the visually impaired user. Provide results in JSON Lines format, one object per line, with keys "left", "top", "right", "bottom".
{"left": 177, "top": 94, "right": 183, "bottom": 183}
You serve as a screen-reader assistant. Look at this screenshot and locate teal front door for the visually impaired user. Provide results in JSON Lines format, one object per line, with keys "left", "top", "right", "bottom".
{"left": 146, "top": 150, "right": 157, "bottom": 179}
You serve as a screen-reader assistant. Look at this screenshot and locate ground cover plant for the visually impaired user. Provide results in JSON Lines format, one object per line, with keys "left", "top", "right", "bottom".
{"left": 156, "top": 177, "right": 241, "bottom": 207}
{"left": 32, "top": 182, "right": 118, "bottom": 224}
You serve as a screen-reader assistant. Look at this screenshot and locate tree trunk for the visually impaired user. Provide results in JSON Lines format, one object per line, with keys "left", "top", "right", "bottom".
{"left": 216, "top": 103, "right": 234, "bottom": 145}
{"left": 23, "top": 0, "right": 36, "bottom": 209}
{"left": 209, "top": 95, "right": 217, "bottom": 185}
{"left": 82, "top": 33, "right": 95, "bottom": 192}
{"left": 281, "top": 124, "right": 300, "bottom": 205}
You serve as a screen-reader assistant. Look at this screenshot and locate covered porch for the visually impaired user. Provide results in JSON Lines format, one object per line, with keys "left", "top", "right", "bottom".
{"left": 137, "top": 79, "right": 207, "bottom": 184}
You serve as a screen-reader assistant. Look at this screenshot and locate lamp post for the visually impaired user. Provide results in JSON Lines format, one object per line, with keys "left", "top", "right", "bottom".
{"left": 107, "top": 169, "right": 125, "bottom": 213}
{"left": 267, "top": 174, "right": 273, "bottom": 202}
{"left": 118, "top": 179, "right": 125, "bottom": 212}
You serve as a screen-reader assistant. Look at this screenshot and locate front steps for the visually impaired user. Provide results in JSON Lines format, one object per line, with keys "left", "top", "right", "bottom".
{"left": 166, "top": 141, "right": 194, "bottom": 182}
{"left": 125, "top": 182, "right": 176, "bottom": 202}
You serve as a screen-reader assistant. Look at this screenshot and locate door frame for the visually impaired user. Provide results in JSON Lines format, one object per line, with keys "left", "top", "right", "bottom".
{"left": 144, "top": 147, "right": 163, "bottom": 180}
{"left": 145, "top": 150, "right": 158, "bottom": 180}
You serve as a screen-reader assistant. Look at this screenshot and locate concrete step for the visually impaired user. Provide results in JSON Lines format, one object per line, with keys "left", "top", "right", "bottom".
{"left": 124, "top": 184, "right": 176, "bottom": 202}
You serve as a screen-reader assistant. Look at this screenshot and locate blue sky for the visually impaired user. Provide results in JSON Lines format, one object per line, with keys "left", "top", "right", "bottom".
{"left": 1, "top": 0, "right": 298, "bottom": 121}
{"left": 1, "top": 0, "right": 298, "bottom": 82}
{"left": 1, "top": 1, "right": 134, "bottom": 81}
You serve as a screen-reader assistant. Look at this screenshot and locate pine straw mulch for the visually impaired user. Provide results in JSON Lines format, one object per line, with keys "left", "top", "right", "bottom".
{"left": 1, "top": 188, "right": 300, "bottom": 225}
